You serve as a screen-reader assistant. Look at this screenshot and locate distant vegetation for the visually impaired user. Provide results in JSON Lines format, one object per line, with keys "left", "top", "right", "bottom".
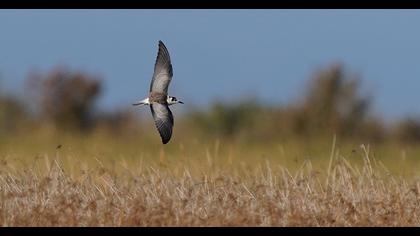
{"left": 0, "top": 63, "right": 419, "bottom": 143}
{"left": 186, "top": 62, "right": 412, "bottom": 144}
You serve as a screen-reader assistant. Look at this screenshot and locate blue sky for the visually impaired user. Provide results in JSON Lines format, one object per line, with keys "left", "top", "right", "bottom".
{"left": 0, "top": 10, "right": 419, "bottom": 120}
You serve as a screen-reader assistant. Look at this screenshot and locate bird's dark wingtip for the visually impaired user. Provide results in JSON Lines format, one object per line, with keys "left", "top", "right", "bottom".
{"left": 160, "top": 134, "right": 171, "bottom": 144}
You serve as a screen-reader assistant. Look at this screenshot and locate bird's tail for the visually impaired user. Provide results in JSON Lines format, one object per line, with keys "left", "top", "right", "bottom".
{"left": 133, "top": 98, "right": 150, "bottom": 106}
{"left": 132, "top": 102, "right": 147, "bottom": 106}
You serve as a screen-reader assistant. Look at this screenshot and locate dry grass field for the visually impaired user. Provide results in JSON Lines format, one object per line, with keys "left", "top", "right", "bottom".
{"left": 1, "top": 133, "right": 420, "bottom": 226}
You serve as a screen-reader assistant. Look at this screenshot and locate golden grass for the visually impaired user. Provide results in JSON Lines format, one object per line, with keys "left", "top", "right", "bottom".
{"left": 1, "top": 133, "right": 420, "bottom": 226}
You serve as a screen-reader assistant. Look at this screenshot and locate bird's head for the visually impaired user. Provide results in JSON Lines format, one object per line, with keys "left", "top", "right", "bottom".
{"left": 168, "top": 96, "right": 184, "bottom": 105}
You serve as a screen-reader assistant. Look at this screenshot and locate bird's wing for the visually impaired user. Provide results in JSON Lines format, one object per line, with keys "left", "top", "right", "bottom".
{"left": 150, "top": 41, "right": 173, "bottom": 94}
{"left": 150, "top": 103, "right": 174, "bottom": 144}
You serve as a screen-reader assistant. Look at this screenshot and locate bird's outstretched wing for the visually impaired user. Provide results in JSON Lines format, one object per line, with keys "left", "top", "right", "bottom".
{"left": 150, "top": 103, "right": 174, "bottom": 144}
{"left": 150, "top": 41, "right": 173, "bottom": 94}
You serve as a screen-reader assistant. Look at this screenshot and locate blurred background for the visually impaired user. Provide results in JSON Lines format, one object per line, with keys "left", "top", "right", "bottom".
{"left": 1, "top": 10, "right": 420, "bottom": 172}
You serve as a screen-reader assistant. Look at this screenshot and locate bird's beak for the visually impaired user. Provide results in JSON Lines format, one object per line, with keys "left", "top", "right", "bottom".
{"left": 179, "top": 101, "right": 184, "bottom": 104}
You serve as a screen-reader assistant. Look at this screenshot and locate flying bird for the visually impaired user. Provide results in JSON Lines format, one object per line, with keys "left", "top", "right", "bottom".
{"left": 133, "top": 41, "right": 183, "bottom": 144}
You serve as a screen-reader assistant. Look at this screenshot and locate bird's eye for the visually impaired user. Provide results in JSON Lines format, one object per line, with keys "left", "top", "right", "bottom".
{"left": 172, "top": 97, "right": 176, "bottom": 101}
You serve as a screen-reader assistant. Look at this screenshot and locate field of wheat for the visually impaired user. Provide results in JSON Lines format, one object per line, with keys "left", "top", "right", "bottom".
{"left": 0, "top": 131, "right": 419, "bottom": 227}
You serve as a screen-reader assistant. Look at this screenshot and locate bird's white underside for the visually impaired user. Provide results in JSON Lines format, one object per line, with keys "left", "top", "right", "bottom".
{"left": 135, "top": 96, "right": 177, "bottom": 106}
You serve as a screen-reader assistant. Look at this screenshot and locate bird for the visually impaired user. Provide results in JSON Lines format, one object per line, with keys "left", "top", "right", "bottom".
{"left": 133, "top": 40, "right": 183, "bottom": 144}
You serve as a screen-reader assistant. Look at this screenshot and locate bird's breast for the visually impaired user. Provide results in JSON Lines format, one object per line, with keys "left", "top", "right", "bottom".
{"left": 149, "top": 92, "right": 168, "bottom": 104}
